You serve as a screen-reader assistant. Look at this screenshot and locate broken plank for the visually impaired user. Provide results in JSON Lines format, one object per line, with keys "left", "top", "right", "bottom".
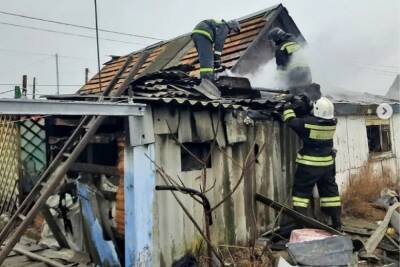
{"left": 13, "top": 245, "right": 66, "bottom": 267}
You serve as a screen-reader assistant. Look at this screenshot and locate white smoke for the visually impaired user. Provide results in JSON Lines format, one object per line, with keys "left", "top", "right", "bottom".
{"left": 243, "top": 60, "right": 282, "bottom": 89}
{"left": 226, "top": 1, "right": 400, "bottom": 95}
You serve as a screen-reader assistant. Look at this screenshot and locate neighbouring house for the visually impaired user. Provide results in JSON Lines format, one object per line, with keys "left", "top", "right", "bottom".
{"left": 40, "top": 4, "right": 400, "bottom": 266}
{"left": 327, "top": 91, "right": 400, "bottom": 188}
{"left": 386, "top": 74, "right": 399, "bottom": 101}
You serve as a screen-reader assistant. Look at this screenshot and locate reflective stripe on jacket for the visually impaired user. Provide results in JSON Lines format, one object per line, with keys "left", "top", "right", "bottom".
{"left": 276, "top": 40, "right": 308, "bottom": 70}
{"left": 282, "top": 108, "right": 337, "bottom": 165}
{"left": 192, "top": 19, "right": 230, "bottom": 55}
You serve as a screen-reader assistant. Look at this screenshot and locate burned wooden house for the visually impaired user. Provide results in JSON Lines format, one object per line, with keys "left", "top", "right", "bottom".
{"left": 36, "top": 4, "right": 400, "bottom": 266}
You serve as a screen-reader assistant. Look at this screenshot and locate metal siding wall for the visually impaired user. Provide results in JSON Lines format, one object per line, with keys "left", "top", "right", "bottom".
{"left": 125, "top": 144, "right": 155, "bottom": 266}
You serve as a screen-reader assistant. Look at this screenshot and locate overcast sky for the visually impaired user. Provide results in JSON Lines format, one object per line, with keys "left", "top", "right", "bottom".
{"left": 0, "top": 0, "right": 399, "bottom": 97}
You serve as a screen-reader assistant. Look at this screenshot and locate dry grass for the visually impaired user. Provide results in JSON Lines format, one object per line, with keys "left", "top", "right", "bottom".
{"left": 341, "top": 163, "right": 398, "bottom": 220}
{"left": 198, "top": 245, "right": 272, "bottom": 267}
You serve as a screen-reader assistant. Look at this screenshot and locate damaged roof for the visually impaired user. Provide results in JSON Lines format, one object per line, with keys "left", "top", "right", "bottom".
{"left": 78, "top": 4, "right": 303, "bottom": 96}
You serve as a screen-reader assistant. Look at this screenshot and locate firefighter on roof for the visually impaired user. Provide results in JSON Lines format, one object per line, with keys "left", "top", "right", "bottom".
{"left": 268, "top": 27, "right": 312, "bottom": 87}
{"left": 191, "top": 19, "right": 241, "bottom": 80}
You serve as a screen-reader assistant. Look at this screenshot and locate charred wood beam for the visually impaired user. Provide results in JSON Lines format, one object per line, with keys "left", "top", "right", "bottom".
{"left": 70, "top": 162, "right": 118, "bottom": 176}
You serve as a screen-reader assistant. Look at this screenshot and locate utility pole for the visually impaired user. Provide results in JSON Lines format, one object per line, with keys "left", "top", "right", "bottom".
{"left": 85, "top": 68, "right": 89, "bottom": 84}
{"left": 94, "top": 0, "right": 102, "bottom": 93}
{"left": 55, "top": 53, "right": 60, "bottom": 95}
{"left": 32, "top": 77, "right": 36, "bottom": 99}
{"left": 22, "top": 75, "right": 27, "bottom": 98}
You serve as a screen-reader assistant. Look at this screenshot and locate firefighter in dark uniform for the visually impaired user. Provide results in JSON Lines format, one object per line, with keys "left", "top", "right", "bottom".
{"left": 283, "top": 96, "right": 342, "bottom": 230}
{"left": 268, "top": 27, "right": 312, "bottom": 87}
{"left": 191, "top": 19, "right": 241, "bottom": 80}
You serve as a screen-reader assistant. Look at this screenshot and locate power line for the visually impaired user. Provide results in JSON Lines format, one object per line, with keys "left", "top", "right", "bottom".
{"left": 0, "top": 10, "right": 163, "bottom": 41}
{"left": 0, "top": 48, "right": 97, "bottom": 61}
{"left": 0, "top": 55, "right": 53, "bottom": 75}
{"left": 0, "top": 83, "right": 81, "bottom": 87}
{"left": 0, "top": 21, "right": 149, "bottom": 46}
{"left": 0, "top": 89, "right": 15, "bottom": 95}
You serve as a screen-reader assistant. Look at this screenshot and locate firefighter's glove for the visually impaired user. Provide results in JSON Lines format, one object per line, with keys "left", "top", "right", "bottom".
{"left": 283, "top": 93, "right": 295, "bottom": 103}
{"left": 271, "top": 110, "right": 283, "bottom": 122}
{"left": 283, "top": 102, "right": 293, "bottom": 110}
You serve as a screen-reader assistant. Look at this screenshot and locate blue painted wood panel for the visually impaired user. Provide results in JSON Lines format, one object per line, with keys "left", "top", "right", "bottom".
{"left": 125, "top": 144, "right": 155, "bottom": 266}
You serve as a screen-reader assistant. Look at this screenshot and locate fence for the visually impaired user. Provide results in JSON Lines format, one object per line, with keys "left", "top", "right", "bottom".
{"left": 0, "top": 115, "right": 21, "bottom": 214}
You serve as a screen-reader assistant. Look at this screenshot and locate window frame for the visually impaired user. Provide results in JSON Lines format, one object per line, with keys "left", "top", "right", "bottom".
{"left": 365, "top": 116, "right": 394, "bottom": 160}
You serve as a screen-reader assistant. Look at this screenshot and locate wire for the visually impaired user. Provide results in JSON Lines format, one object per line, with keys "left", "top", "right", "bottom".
{"left": 0, "top": 10, "right": 163, "bottom": 41}
{"left": 0, "top": 48, "right": 96, "bottom": 61}
{"left": 0, "top": 55, "right": 53, "bottom": 75}
{"left": 0, "top": 89, "right": 15, "bottom": 95}
{"left": 0, "top": 83, "right": 81, "bottom": 87}
{"left": 0, "top": 21, "right": 149, "bottom": 46}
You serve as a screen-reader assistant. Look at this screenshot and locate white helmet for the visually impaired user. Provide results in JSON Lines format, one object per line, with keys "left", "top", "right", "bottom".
{"left": 313, "top": 97, "right": 334, "bottom": 119}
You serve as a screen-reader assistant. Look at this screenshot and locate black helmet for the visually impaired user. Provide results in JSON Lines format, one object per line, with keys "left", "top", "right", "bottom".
{"left": 268, "top": 27, "right": 287, "bottom": 43}
{"left": 226, "top": 19, "right": 241, "bottom": 33}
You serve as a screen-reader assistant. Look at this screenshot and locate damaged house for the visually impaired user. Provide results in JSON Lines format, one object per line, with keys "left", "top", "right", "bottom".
{"left": 2, "top": 3, "right": 398, "bottom": 267}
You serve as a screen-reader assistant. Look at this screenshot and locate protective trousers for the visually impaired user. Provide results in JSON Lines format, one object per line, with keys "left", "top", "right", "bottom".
{"left": 192, "top": 33, "right": 214, "bottom": 80}
{"left": 292, "top": 163, "right": 342, "bottom": 229}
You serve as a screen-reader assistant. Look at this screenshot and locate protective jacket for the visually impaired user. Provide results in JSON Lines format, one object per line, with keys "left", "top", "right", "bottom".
{"left": 275, "top": 38, "right": 302, "bottom": 70}
{"left": 192, "top": 19, "right": 230, "bottom": 57}
{"left": 283, "top": 107, "right": 337, "bottom": 166}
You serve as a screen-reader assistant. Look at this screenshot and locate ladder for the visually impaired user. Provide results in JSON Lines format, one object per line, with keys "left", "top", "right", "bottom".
{"left": 0, "top": 51, "right": 150, "bottom": 264}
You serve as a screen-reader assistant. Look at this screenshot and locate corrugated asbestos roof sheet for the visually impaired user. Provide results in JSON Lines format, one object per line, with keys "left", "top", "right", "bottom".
{"left": 326, "top": 91, "right": 400, "bottom": 105}
{"left": 79, "top": 5, "right": 283, "bottom": 95}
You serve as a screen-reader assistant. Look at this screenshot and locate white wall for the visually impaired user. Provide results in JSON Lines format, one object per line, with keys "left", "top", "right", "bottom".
{"left": 334, "top": 113, "right": 400, "bottom": 191}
